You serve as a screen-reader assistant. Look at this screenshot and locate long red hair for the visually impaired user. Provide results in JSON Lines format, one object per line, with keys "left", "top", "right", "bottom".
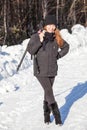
{"left": 44, "top": 27, "right": 64, "bottom": 47}
{"left": 54, "top": 28, "right": 64, "bottom": 47}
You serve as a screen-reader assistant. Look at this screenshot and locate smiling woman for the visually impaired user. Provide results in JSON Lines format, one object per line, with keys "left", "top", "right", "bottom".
{"left": 27, "top": 14, "right": 69, "bottom": 125}
{"left": 45, "top": 24, "right": 56, "bottom": 33}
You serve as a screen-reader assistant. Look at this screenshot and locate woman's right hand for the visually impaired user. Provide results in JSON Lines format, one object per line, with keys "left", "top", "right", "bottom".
{"left": 38, "top": 30, "right": 46, "bottom": 43}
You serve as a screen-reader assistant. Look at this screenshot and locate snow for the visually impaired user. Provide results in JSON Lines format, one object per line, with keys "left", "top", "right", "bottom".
{"left": 0, "top": 24, "right": 87, "bottom": 130}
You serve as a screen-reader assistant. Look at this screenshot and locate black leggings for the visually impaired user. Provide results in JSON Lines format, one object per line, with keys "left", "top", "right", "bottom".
{"left": 36, "top": 76, "right": 55, "bottom": 105}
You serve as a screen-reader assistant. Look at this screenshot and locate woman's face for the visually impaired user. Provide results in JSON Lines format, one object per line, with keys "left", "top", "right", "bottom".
{"left": 46, "top": 24, "right": 56, "bottom": 33}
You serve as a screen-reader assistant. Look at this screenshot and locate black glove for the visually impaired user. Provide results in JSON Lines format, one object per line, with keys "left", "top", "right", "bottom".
{"left": 57, "top": 53, "right": 61, "bottom": 60}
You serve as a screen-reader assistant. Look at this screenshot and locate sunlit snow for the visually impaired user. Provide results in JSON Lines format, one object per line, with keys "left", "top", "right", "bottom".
{"left": 0, "top": 24, "right": 87, "bottom": 130}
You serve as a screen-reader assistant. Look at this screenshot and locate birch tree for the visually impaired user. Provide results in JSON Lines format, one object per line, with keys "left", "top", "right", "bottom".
{"left": 3, "top": 0, "right": 7, "bottom": 45}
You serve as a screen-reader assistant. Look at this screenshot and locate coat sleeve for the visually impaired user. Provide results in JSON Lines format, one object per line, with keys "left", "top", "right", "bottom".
{"left": 58, "top": 41, "right": 69, "bottom": 58}
{"left": 27, "top": 33, "right": 42, "bottom": 55}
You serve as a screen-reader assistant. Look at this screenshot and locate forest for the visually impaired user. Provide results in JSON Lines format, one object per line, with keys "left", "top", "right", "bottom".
{"left": 0, "top": 0, "right": 87, "bottom": 46}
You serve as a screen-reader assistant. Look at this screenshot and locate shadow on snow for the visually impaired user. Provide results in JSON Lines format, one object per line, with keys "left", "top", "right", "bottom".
{"left": 50, "top": 81, "right": 87, "bottom": 124}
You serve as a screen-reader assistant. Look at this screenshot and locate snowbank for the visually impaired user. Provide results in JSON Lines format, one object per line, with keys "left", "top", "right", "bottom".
{"left": 0, "top": 24, "right": 87, "bottom": 93}
{"left": 60, "top": 24, "right": 87, "bottom": 52}
{"left": 0, "top": 39, "right": 31, "bottom": 78}
{"left": 0, "top": 25, "right": 87, "bottom": 130}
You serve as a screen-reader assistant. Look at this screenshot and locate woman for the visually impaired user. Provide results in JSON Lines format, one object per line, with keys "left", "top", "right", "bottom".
{"left": 27, "top": 15, "right": 69, "bottom": 125}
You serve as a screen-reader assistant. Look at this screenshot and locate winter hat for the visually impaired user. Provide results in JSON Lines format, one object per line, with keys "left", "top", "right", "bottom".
{"left": 44, "top": 15, "right": 57, "bottom": 26}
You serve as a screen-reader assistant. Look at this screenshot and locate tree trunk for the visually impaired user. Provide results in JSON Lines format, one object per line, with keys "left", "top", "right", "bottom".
{"left": 56, "top": 0, "right": 59, "bottom": 27}
{"left": 42, "top": 0, "right": 48, "bottom": 19}
{"left": 3, "top": 0, "right": 7, "bottom": 45}
{"left": 84, "top": 0, "right": 87, "bottom": 25}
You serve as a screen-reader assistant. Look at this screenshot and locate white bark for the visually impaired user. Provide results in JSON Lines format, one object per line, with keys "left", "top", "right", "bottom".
{"left": 3, "top": 0, "right": 7, "bottom": 45}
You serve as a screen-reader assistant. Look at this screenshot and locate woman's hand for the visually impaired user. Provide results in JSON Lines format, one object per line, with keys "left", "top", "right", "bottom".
{"left": 38, "top": 30, "right": 46, "bottom": 43}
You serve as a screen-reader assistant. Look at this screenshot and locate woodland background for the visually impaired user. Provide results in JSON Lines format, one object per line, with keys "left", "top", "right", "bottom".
{"left": 0, "top": 0, "right": 87, "bottom": 46}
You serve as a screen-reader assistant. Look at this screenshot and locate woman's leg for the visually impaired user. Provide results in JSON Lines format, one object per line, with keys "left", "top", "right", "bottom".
{"left": 36, "top": 76, "right": 55, "bottom": 105}
{"left": 36, "top": 76, "right": 62, "bottom": 125}
{"left": 44, "top": 77, "right": 55, "bottom": 102}
{"left": 49, "top": 77, "right": 55, "bottom": 87}
{"left": 36, "top": 76, "right": 55, "bottom": 124}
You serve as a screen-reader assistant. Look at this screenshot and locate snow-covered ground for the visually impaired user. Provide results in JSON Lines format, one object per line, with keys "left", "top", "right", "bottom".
{"left": 0, "top": 24, "right": 87, "bottom": 130}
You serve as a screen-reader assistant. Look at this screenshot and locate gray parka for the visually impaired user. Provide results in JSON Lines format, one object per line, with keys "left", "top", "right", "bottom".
{"left": 27, "top": 33, "right": 69, "bottom": 77}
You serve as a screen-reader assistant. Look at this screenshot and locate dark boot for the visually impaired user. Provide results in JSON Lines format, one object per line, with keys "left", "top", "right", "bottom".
{"left": 50, "top": 102, "right": 62, "bottom": 125}
{"left": 43, "top": 101, "right": 51, "bottom": 124}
